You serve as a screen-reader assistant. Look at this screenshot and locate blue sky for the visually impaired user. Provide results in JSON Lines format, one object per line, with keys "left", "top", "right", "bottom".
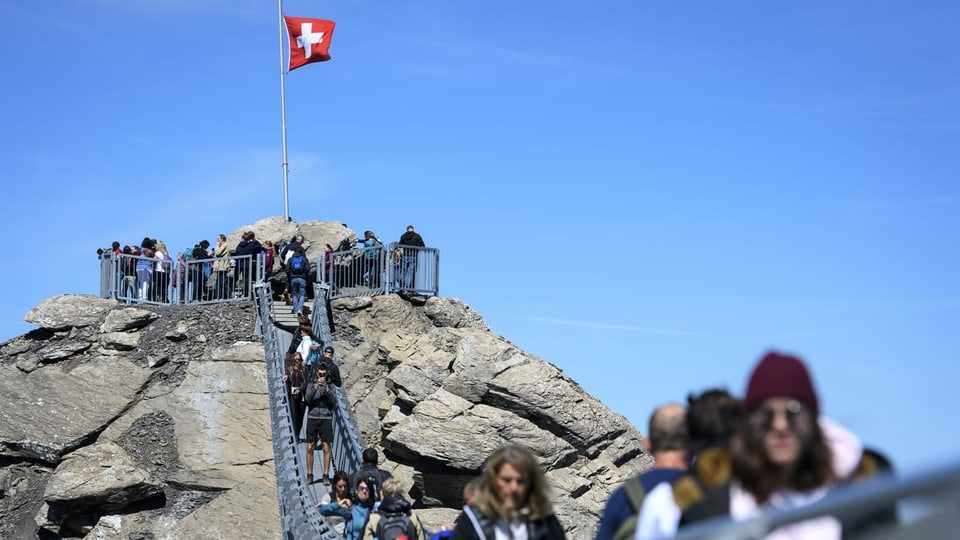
{"left": 1, "top": 1, "right": 958, "bottom": 475}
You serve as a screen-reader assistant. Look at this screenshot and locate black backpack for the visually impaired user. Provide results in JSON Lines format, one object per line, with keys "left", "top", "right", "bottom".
{"left": 364, "top": 470, "right": 381, "bottom": 501}
{"left": 376, "top": 511, "right": 416, "bottom": 540}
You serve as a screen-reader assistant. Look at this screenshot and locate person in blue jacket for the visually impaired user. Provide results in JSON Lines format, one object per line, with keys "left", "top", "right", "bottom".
{"left": 317, "top": 477, "right": 375, "bottom": 540}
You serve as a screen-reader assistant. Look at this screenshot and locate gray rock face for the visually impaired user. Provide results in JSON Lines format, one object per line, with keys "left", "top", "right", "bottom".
{"left": 0, "top": 356, "right": 153, "bottom": 463}
{"left": 0, "top": 294, "right": 278, "bottom": 539}
{"left": 43, "top": 442, "right": 162, "bottom": 511}
{"left": 331, "top": 294, "right": 650, "bottom": 538}
{"left": 100, "top": 308, "right": 160, "bottom": 333}
{"left": 23, "top": 295, "right": 116, "bottom": 330}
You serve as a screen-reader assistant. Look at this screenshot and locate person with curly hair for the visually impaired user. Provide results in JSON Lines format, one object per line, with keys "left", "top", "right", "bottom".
{"left": 453, "top": 445, "right": 565, "bottom": 539}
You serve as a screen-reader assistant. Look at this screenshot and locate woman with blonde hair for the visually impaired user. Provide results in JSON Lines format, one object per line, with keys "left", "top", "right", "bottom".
{"left": 153, "top": 241, "right": 172, "bottom": 302}
{"left": 453, "top": 445, "right": 565, "bottom": 539}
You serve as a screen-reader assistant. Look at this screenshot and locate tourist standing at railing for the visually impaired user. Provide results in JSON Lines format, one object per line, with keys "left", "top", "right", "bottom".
{"left": 153, "top": 241, "right": 172, "bottom": 303}
{"left": 234, "top": 231, "right": 263, "bottom": 298}
{"left": 398, "top": 225, "right": 425, "bottom": 290}
{"left": 189, "top": 240, "right": 212, "bottom": 301}
{"left": 634, "top": 352, "right": 877, "bottom": 540}
{"left": 316, "top": 471, "right": 353, "bottom": 536}
{"left": 121, "top": 246, "right": 138, "bottom": 301}
{"left": 173, "top": 252, "right": 187, "bottom": 303}
{"left": 212, "top": 234, "right": 233, "bottom": 300}
{"left": 362, "top": 231, "right": 382, "bottom": 288}
{"left": 322, "top": 243, "right": 339, "bottom": 294}
{"left": 262, "top": 240, "right": 276, "bottom": 277}
{"left": 137, "top": 238, "right": 156, "bottom": 302}
{"left": 452, "top": 445, "right": 566, "bottom": 540}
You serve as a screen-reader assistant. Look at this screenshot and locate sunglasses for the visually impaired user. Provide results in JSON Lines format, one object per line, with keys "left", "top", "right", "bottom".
{"left": 750, "top": 400, "right": 809, "bottom": 433}
{"left": 356, "top": 486, "right": 369, "bottom": 492}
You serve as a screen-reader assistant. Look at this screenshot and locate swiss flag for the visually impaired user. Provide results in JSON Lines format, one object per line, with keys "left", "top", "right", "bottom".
{"left": 285, "top": 16, "right": 336, "bottom": 70}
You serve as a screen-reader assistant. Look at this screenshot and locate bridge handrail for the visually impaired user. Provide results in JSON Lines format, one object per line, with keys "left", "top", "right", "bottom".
{"left": 310, "top": 283, "right": 365, "bottom": 478}
{"left": 672, "top": 458, "right": 960, "bottom": 540}
{"left": 254, "top": 283, "right": 341, "bottom": 539}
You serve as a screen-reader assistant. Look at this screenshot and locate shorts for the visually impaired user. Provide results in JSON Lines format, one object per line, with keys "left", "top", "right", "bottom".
{"left": 306, "top": 417, "right": 333, "bottom": 444}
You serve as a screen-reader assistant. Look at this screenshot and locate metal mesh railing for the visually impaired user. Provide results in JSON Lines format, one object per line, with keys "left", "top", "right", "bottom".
{"left": 318, "top": 243, "right": 439, "bottom": 300}
{"left": 310, "top": 284, "right": 365, "bottom": 478}
{"left": 101, "top": 252, "right": 265, "bottom": 305}
{"left": 255, "top": 283, "right": 340, "bottom": 540}
{"left": 672, "top": 459, "right": 960, "bottom": 540}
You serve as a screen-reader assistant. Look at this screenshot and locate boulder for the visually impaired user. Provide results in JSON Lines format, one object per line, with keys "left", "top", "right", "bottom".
{"left": 0, "top": 356, "right": 152, "bottom": 464}
{"left": 23, "top": 295, "right": 116, "bottom": 331}
{"left": 43, "top": 442, "right": 162, "bottom": 512}
{"left": 99, "top": 308, "right": 159, "bottom": 333}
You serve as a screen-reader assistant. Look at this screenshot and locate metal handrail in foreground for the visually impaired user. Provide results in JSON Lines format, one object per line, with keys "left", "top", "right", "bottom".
{"left": 254, "top": 283, "right": 339, "bottom": 540}
{"left": 311, "top": 283, "right": 365, "bottom": 478}
{"left": 673, "top": 459, "right": 960, "bottom": 540}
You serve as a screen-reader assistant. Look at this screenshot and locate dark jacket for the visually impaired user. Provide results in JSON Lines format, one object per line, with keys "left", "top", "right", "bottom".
{"left": 305, "top": 382, "right": 334, "bottom": 420}
{"left": 308, "top": 358, "right": 342, "bottom": 388}
{"left": 399, "top": 231, "right": 425, "bottom": 247}
{"left": 452, "top": 505, "right": 566, "bottom": 540}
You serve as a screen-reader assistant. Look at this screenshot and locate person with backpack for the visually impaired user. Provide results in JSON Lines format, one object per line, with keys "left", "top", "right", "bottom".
{"left": 351, "top": 448, "right": 394, "bottom": 502}
{"left": 288, "top": 246, "right": 309, "bottom": 315}
{"left": 362, "top": 478, "right": 426, "bottom": 540}
{"left": 595, "top": 403, "right": 689, "bottom": 540}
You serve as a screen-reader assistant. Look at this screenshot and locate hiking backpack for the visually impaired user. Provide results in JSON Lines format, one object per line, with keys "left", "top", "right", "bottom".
{"left": 376, "top": 511, "right": 417, "bottom": 540}
{"left": 612, "top": 476, "right": 647, "bottom": 540}
{"left": 289, "top": 254, "right": 307, "bottom": 275}
{"left": 363, "top": 470, "right": 381, "bottom": 501}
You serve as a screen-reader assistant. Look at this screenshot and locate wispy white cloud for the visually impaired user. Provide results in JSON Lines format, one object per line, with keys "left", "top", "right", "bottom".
{"left": 527, "top": 316, "right": 693, "bottom": 335}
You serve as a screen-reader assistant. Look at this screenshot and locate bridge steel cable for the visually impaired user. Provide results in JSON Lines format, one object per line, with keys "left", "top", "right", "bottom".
{"left": 310, "top": 283, "right": 366, "bottom": 479}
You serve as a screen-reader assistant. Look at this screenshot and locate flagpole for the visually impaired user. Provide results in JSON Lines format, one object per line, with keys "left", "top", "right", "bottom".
{"left": 277, "top": 0, "right": 291, "bottom": 222}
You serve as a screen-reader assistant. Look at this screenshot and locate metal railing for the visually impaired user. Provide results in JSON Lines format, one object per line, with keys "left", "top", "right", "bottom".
{"left": 317, "top": 243, "right": 439, "bottom": 300}
{"left": 254, "top": 283, "right": 340, "bottom": 540}
{"left": 100, "top": 252, "right": 265, "bottom": 305}
{"left": 672, "top": 459, "right": 960, "bottom": 540}
{"left": 310, "top": 283, "right": 365, "bottom": 478}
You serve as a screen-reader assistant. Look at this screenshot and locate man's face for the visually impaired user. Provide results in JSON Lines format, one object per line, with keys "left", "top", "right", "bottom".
{"left": 323, "top": 350, "right": 333, "bottom": 360}
{"left": 496, "top": 462, "right": 529, "bottom": 511}
{"left": 750, "top": 397, "right": 814, "bottom": 467}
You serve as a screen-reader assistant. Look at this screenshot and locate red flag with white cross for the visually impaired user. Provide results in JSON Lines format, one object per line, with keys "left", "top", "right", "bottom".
{"left": 284, "top": 16, "right": 336, "bottom": 70}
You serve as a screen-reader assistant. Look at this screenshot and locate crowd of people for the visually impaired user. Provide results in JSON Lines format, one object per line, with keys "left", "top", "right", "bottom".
{"left": 594, "top": 350, "right": 896, "bottom": 540}
{"left": 100, "top": 224, "right": 427, "bottom": 307}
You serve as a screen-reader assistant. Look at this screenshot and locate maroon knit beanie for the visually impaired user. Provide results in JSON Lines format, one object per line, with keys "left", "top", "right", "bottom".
{"left": 743, "top": 351, "right": 819, "bottom": 413}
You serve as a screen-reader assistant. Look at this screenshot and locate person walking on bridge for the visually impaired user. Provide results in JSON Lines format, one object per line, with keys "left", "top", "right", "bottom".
{"left": 304, "top": 365, "right": 335, "bottom": 485}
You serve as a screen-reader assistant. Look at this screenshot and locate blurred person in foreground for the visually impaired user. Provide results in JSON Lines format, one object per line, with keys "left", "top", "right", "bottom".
{"left": 453, "top": 444, "right": 565, "bottom": 539}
